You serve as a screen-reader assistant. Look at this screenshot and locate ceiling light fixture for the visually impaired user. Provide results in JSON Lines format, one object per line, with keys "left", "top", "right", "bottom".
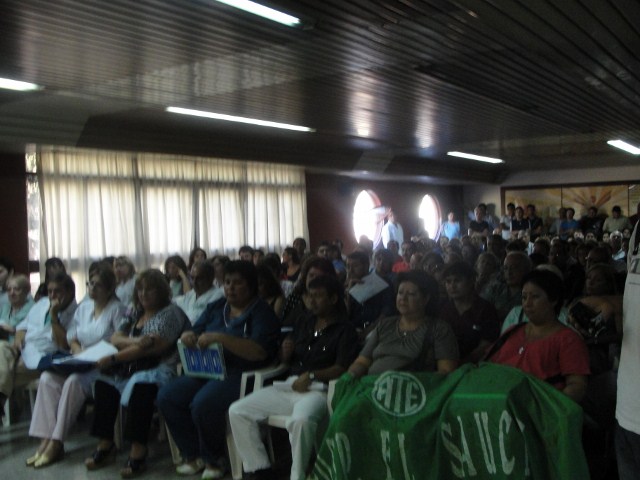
{"left": 607, "top": 139, "right": 640, "bottom": 155}
{"left": 166, "top": 107, "right": 315, "bottom": 132}
{"left": 0, "top": 77, "right": 41, "bottom": 91}
{"left": 447, "top": 151, "right": 504, "bottom": 164}
{"left": 215, "top": 0, "right": 300, "bottom": 27}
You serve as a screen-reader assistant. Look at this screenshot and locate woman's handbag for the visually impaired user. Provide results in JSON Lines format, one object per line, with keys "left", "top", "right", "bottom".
{"left": 104, "top": 356, "right": 161, "bottom": 378}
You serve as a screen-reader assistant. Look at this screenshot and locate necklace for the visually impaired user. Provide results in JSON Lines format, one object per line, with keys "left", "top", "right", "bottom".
{"left": 519, "top": 325, "right": 533, "bottom": 355}
{"left": 314, "top": 319, "right": 329, "bottom": 337}
{"left": 222, "top": 301, "right": 231, "bottom": 327}
{"left": 519, "top": 323, "right": 553, "bottom": 354}
{"left": 398, "top": 319, "right": 420, "bottom": 337}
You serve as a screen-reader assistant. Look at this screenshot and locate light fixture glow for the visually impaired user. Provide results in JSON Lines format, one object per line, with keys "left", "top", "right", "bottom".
{"left": 447, "top": 151, "right": 504, "bottom": 164}
{"left": 607, "top": 139, "right": 640, "bottom": 155}
{"left": 166, "top": 107, "right": 314, "bottom": 132}
{"left": 0, "top": 77, "right": 41, "bottom": 91}
{"left": 215, "top": 0, "right": 300, "bottom": 26}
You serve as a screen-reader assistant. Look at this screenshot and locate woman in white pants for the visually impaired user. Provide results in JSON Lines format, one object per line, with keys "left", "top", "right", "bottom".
{"left": 229, "top": 275, "right": 359, "bottom": 480}
{"left": 27, "top": 264, "right": 125, "bottom": 468}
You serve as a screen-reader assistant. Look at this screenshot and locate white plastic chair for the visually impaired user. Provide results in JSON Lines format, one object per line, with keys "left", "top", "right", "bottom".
{"left": 156, "top": 362, "right": 288, "bottom": 479}
{"left": 2, "top": 378, "right": 39, "bottom": 427}
{"left": 232, "top": 373, "right": 338, "bottom": 478}
{"left": 227, "top": 363, "right": 290, "bottom": 480}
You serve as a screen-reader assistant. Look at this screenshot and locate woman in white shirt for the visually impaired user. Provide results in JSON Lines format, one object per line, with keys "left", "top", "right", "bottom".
{"left": 26, "top": 265, "right": 125, "bottom": 468}
{"left": 115, "top": 256, "right": 136, "bottom": 307}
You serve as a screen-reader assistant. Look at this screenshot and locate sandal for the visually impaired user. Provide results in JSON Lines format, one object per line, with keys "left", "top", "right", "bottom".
{"left": 85, "top": 444, "right": 116, "bottom": 470}
{"left": 120, "top": 455, "right": 147, "bottom": 478}
{"left": 34, "top": 444, "right": 65, "bottom": 469}
{"left": 25, "top": 452, "right": 41, "bottom": 467}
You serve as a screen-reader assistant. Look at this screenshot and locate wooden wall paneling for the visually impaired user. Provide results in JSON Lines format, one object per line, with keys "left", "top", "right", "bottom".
{"left": 0, "top": 152, "right": 29, "bottom": 274}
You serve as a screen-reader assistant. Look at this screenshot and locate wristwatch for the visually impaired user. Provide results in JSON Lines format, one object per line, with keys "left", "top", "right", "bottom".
{"left": 308, "top": 372, "right": 315, "bottom": 381}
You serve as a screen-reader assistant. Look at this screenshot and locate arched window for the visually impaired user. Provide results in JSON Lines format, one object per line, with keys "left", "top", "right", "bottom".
{"left": 353, "top": 190, "right": 384, "bottom": 246}
{"left": 418, "top": 194, "right": 442, "bottom": 239}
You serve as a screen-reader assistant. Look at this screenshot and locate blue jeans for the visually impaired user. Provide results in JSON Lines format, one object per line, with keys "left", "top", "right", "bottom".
{"left": 157, "top": 374, "right": 241, "bottom": 466}
{"left": 616, "top": 422, "right": 640, "bottom": 480}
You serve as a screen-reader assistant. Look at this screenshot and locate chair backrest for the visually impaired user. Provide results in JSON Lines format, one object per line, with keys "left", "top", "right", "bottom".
{"left": 327, "top": 379, "right": 337, "bottom": 415}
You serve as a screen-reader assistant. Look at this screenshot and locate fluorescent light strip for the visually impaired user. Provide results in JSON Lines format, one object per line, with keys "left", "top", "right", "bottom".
{"left": 166, "top": 107, "right": 314, "bottom": 132}
{"left": 0, "top": 77, "right": 41, "bottom": 91}
{"left": 607, "top": 139, "right": 640, "bottom": 155}
{"left": 447, "top": 151, "right": 504, "bottom": 164}
{"left": 215, "top": 0, "right": 300, "bottom": 27}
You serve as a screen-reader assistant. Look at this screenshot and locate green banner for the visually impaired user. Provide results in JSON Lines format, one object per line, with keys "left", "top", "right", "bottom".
{"left": 309, "top": 363, "right": 588, "bottom": 480}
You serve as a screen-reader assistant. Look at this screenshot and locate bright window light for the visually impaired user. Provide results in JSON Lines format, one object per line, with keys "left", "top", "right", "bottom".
{"left": 353, "top": 190, "right": 384, "bottom": 246}
{"left": 166, "top": 107, "right": 314, "bottom": 132}
{"left": 447, "top": 151, "right": 504, "bottom": 164}
{"left": 607, "top": 140, "right": 640, "bottom": 155}
{"left": 0, "top": 77, "right": 41, "bottom": 91}
{"left": 418, "top": 194, "right": 441, "bottom": 240}
{"left": 215, "top": 0, "right": 300, "bottom": 27}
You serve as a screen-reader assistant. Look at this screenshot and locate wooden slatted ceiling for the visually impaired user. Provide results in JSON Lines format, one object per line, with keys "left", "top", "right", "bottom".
{"left": 0, "top": 0, "right": 639, "bottom": 183}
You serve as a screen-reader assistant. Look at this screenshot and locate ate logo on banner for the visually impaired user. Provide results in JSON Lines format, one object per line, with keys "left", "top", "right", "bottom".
{"left": 371, "top": 372, "right": 426, "bottom": 417}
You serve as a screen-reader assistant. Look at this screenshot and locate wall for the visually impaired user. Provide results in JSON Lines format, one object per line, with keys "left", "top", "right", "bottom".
{"left": 305, "top": 173, "right": 464, "bottom": 253}
{"left": 463, "top": 164, "right": 640, "bottom": 223}
{"left": 0, "top": 152, "right": 29, "bottom": 273}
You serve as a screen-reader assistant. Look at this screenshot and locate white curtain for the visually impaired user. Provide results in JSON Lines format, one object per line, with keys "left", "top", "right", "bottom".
{"left": 38, "top": 146, "right": 309, "bottom": 299}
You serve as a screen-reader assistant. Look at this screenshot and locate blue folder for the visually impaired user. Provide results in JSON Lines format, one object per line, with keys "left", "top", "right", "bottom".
{"left": 177, "top": 339, "right": 226, "bottom": 380}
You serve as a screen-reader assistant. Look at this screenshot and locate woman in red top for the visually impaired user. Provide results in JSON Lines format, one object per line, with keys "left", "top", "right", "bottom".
{"left": 487, "top": 269, "right": 590, "bottom": 403}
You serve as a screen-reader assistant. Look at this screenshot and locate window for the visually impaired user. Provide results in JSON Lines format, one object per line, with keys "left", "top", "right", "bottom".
{"left": 33, "top": 146, "right": 309, "bottom": 298}
{"left": 353, "top": 190, "right": 384, "bottom": 247}
{"left": 419, "top": 194, "right": 441, "bottom": 239}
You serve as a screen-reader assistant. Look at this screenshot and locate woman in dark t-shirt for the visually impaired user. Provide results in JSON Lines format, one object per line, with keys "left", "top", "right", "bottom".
{"left": 348, "top": 270, "right": 459, "bottom": 378}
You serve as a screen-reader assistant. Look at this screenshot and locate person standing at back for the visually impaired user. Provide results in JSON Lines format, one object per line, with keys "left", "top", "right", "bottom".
{"left": 441, "top": 211, "right": 461, "bottom": 240}
{"left": 381, "top": 208, "right": 404, "bottom": 250}
{"left": 499, "top": 203, "right": 515, "bottom": 240}
{"left": 603, "top": 205, "right": 633, "bottom": 234}
{"left": 616, "top": 221, "right": 640, "bottom": 480}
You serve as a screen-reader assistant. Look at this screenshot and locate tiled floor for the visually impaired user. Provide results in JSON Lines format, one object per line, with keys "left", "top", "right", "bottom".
{"left": 0, "top": 417, "right": 202, "bottom": 479}
{"left": 0, "top": 400, "right": 293, "bottom": 480}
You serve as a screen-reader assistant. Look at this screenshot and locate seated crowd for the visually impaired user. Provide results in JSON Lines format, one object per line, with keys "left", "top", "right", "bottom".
{"left": 0, "top": 199, "right": 633, "bottom": 479}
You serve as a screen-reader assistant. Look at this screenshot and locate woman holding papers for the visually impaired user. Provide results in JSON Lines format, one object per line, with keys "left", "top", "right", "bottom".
{"left": 157, "top": 261, "right": 280, "bottom": 480}
{"left": 228, "top": 275, "right": 359, "bottom": 480}
{"left": 26, "top": 264, "right": 125, "bottom": 468}
{"left": 85, "top": 269, "right": 188, "bottom": 477}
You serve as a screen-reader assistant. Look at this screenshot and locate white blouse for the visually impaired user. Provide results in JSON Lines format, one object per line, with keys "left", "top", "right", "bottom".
{"left": 66, "top": 297, "right": 126, "bottom": 349}
{"left": 115, "top": 277, "right": 136, "bottom": 308}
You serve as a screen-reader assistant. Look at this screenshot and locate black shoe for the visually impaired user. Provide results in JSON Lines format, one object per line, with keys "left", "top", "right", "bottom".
{"left": 85, "top": 444, "right": 116, "bottom": 470}
{"left": 120, "top": 455, "right": 147, "bottom": 478}
{"left": 243, "top": 468, "right": 277, "bottom": 480}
